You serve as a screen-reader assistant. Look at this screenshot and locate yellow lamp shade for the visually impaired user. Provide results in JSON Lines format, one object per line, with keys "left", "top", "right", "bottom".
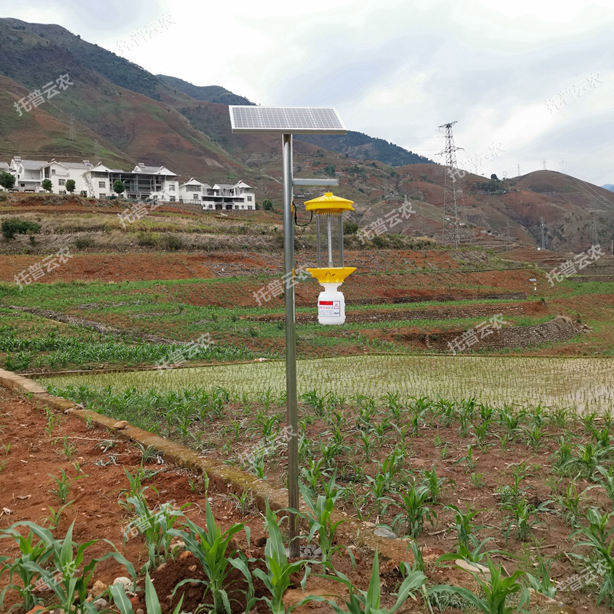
{"left": 304, "top": 191, "right": 354, "bottom": 214}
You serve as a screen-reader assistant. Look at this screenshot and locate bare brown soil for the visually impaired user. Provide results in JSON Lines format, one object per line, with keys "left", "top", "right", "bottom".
{"left": 0, "top": 386, "right": 436, "bottom": 613}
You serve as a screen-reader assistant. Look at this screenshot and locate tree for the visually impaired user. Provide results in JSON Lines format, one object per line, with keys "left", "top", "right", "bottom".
{"left": 490, "top": 174, "right": 500, "bottom": 182}
{"left": 41, "top": 179, "right": 52, "bottom": 192}
{"left": 65, "top": 179, "right": 76, "bottom": 193}
{"left": 324, "top": 164, "right": 336, "bottom": 177}
{"left": 262, "top": 199, "right": 273, "bottom": 211}
{"left": 0, "top": 171, "right": 15, "bottom": 190}
{"left": 113, "top": 179, "right": 125, "bottom": 196}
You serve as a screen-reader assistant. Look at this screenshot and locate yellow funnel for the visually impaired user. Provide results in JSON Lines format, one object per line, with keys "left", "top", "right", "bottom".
{"left": 307, "top": 266, "right": 356, "bottom": 284}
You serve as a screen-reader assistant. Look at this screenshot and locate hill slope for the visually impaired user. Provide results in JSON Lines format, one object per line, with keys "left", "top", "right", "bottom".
{"left": 0, "top": 17, "right": 613, "bottom": 251}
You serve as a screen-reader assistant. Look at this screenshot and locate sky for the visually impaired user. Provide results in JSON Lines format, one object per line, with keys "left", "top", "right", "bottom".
{"left": 1, "top": 0, "right": 613, "bottom": 185}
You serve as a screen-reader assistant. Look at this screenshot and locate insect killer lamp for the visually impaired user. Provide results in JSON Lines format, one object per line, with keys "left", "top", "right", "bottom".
{"left": 305, "top": 192, "right": 356, "bottom": 325}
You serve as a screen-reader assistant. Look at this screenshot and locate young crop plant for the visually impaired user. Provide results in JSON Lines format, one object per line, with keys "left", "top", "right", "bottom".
{"left": 309, "top": 551, "right": 426, "bottom": 614}
{"left": 1, "top": 521, "right": 135, "bottom": 614}
{"left": 254, "top": 503, "right": 317, "bottom": 614}
{"left": 61, "top": 436, "right": 76, "bottom": 460}
{"left": 553, "top": 436, "right": 574, "bottom": 475}
{"left": 446, "top": 505, "right": 480, "bottom": 551}
{"left": 111, "top": 573, "right": 184, "bottom": 614}
{"left": 563, "top": 442, "right": 607, "bottom": 479}
{"left": 454, "top": 444, "right": 477, "bottom": 473}
{"left": 46, "top": 501, "right": 75, "bottom": 531}
{"left": 392, "top": 483, "right": 436, "bottom": 538}
{"left": 472, "top": 420, "right": 492, "bottom": 452}
{"left": 523, "top": 423, "right": 544, "bottom": 451}
{"left": 122, "top": 488, "right": 185, "bottom": 571}
{"left": 49, "top": 469, "right": 72, "bottom": 504}
{"left": 0, "top": 527, "right": 51, "bottom": 611}
{"left": 385, "top": 391, "right": 402, "bottom": 421}
{"left": 168, "top": 501, "right": 253, "bottom": 614}
{"left": 421, "top": 466, "right": 447, "bottom": 504}
{"left": 430, "top": 559, "right": 529, "bottom": 614}
{"left": 524, "top": 555, "right": 558, "bottom": 599}
{"left": 571, "top": 507, "right": 614, "bottom": 608}
{"left": 596, "top": 465, "right": 614, "bottom": 502}
{"left": 438, "top": 505, "right": 500, "bottom": 565}
{"left": 503, "top": 499, "right": 552, "bottom": 542}
{"left": 557, "top": 480, "right": 583, "bottom": 528}
{"left": 300, "top": 477, "right": 344, "bottom": 568}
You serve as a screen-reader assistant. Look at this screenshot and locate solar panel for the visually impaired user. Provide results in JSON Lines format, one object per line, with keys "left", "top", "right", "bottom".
{"left": 229, "top": 106, "right": 346, "bottom": 134}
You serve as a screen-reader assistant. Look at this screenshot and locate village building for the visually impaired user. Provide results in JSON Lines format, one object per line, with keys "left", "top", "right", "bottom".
{"left": 0, "top": 157, "right": 255, "bottom": 208}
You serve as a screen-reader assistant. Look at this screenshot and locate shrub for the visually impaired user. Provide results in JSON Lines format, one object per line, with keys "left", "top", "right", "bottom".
{"left": 0, "top": 171, "right": 15, "bottom": 190}
{"left": 372, "top": 235, "right": 387, "bottom": 248}
{"left": 137, "top": 232, "right": 159, "bottom": 247}
{"left": 74, "top": 237, "right": 93, "bottom": 250}
{"left": 343, "top": 220, "right": 358, "bottom": 234}
{"left": 2, "top": 218, "right": 42, "bottom": 240}
{"left": 262, "top": 199, "right": 273, "bottom": 211}
{"left": 163, "top": 234, "right": 183, "bottom": 251}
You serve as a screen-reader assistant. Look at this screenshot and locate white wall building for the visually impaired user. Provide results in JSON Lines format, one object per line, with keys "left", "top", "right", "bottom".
{"left": 179, "top": 178, "right": 210, "bottom": 204}
{"left": 44, "top": 159, "right": 94, "bottom": 195}
{"left": 3, "top": 156, "right": 255, "bottom": 210}
{"left": 10, "top": 157, "right": 47, "bottom": 192}
{"left": 179, "top": 179, "right": 255, "bottom": 210}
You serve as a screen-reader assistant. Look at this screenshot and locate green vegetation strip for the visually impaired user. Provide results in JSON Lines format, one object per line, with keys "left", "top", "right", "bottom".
{"left": 44, "top": 355, "right": 614, "bottom": 414}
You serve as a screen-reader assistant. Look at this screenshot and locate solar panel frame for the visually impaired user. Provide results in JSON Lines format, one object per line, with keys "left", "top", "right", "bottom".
{"left": 229, "top": 106, "right": 346, "bottom": 134}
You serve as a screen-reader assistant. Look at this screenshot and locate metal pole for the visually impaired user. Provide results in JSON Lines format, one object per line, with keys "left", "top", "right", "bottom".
{"left": 316, "top": 215, "right": 321, "bottom": 266}
{"left": 327, "top": 215, "right": 333, "bottom": 267}
{"left": 339, "top": 214, "right": 344, "bottom": 267}
{"left": 282, "top": 133, "right": 300, "bottom": 557}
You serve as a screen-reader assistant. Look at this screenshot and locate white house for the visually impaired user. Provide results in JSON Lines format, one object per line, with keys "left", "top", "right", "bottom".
{"left": 178, "top": 179, "right": 255, "bottom": 210}
{"left": 201, "top": 181, "right": 256, "bottom": 210}
{"left": 128, "top": 163, "right": 179, "bottom": 202}
{"left": 44, "top": 159, "right": 94, "bottom": 195}
{"left": 179, "top": 178, "right": 210, "bottom": 204}
{"left": 10, "top": 157, "right": 47, "bottom": 192}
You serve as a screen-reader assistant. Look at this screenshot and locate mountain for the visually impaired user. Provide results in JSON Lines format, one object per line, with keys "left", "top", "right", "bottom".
{"left": 158, "top": 75, "right": 252, "bottom": 106}
{"left": 602, "top": 184, "right": 614, "bottom": 192}
{"left": 0, "top": 17, "right": 613, "bottom": 251}
{"left": 159, "top": 74, "right": 431, "bottom": 166}
{"left": 299, "top": 132, "right": 432, "bottom": 166}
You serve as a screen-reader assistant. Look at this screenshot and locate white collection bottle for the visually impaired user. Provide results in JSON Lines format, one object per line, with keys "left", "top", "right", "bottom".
{"left": 317, "top": 282, "right": 346, "bottom": 325}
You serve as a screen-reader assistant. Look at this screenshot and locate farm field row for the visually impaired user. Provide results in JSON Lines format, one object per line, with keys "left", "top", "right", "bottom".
{"left": 43, "top": 354, "right": 614, "bottom": 415}
{"left": 37, "top": 367, "right": 614, "bottom": 612}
